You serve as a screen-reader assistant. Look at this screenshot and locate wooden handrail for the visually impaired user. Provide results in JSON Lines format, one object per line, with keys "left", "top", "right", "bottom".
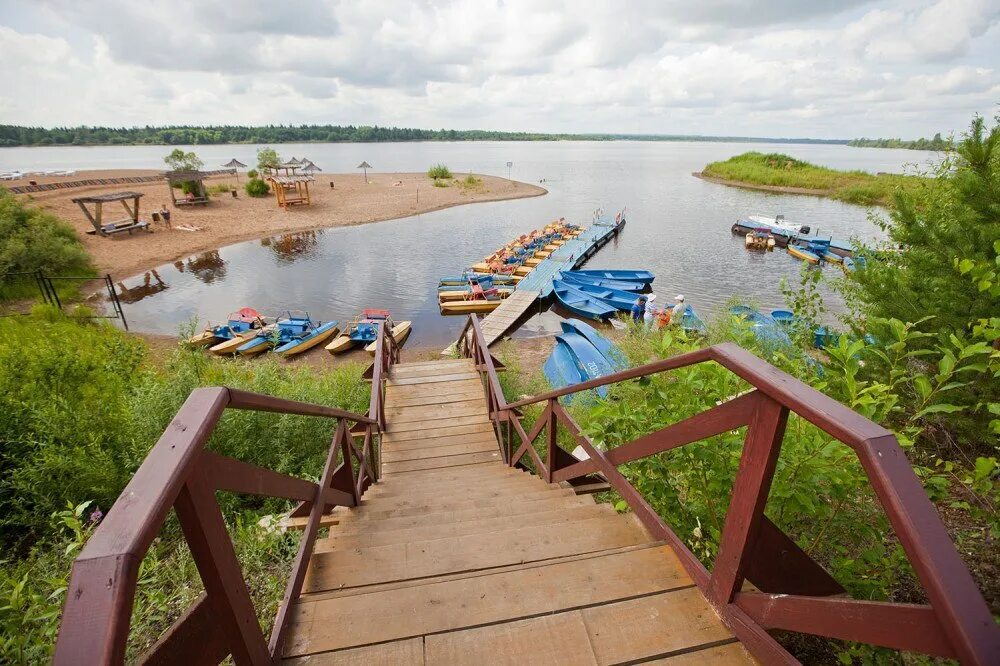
{"left": 455, "top": 315, "right": 1000, "bottom": 664}
{"left": 53, "top": 325, "right": 397, "bottom": 665}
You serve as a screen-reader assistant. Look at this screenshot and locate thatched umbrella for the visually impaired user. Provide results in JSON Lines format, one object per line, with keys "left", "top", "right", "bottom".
{"left": 222, "top": 158, "right": 247, "bottom": 183}
{"left": 357, "top": 161, "right": 372, "bottom": 184}
{"left": 301, "top": 161, "right": 321, "bottom": 174}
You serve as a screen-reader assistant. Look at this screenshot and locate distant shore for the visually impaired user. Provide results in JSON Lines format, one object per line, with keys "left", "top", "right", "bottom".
{"left": 692, "top": 171, "right": 831, "bottom": 198}
{"left": 19, "top": 169, "right": 546, "bottom": 279}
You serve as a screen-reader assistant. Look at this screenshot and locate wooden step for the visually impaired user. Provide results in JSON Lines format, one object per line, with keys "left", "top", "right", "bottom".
{"left": 335, "top": 495, "right": 596, "bottom": 533}
{"left": 283, "top": 544, "right": 690, "bottom": 656}
{"left": 381, "top": 431, "right": 499, "bottom": 453}
{"left": 316, "top": 505, "right": 616, "bottom": 551}
{"left": 380, "top": 439, "right": 498, "bottom": 463}
{"left": 386, "top": 400, "right": 488, "bottom": 423}
{"left": 384, "top": 379, "right": 483, "bottom": 399}
{"left": 356, "top": 482, "right": 567, "bottom": 512}
{"left": 346, "top": 488, "right": 578, "bottom": 521}
{"left": 303, "top": 514, "right": 650, "bottom": 592}
{"left": 370, "top": 463, "right": 523, "bottom": 487}
{"left": 422, "top": 587, "right": 750, "bottom": 665}
{"left": 385, "top": 414, "right": 491, "bottom": 434}
{"left": 381, "top": 389, "right": 485, "bottom": 408}
{"left": 364, "top": 475, "right": 552, "bottom": 501}
{"left": 389, "top": 362, "right": 476, "bottom": 379}
{"left": 390, "top": 358, "right": 473, "bottom": 371}
{"left": 382, "top": 450, "right": 499, "bottom": 473}
{"left": 381, "top": 421, "right": 494, "bottom": 443}
{"left": 387, "top": 372, "right": 480, "bottom": 386}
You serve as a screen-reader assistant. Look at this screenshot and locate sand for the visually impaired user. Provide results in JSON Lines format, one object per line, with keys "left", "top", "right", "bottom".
{"left": 21, "top": 169, "right": 546, "bottom": 279}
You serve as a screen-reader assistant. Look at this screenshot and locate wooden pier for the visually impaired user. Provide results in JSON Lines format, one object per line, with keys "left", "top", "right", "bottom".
{"left": 477, "top": 219, "right": 625, "bottom": 346}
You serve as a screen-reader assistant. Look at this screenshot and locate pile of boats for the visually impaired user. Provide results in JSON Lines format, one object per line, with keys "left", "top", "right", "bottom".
{"left": 187, "top": 307, "right": 411, "bottom": 358}
{"left": 437, "top": 220, "right": 582, "bottom": 314}
{"left": 732, "top": 214, "right": 862, "bottom": 270}
{"left": 544, "top": 320, "right": 627, "bottom": 402}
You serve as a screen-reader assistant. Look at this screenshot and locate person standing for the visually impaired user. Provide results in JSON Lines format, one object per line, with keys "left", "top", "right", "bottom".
{"left": 631, "top": 295, "right": 647, "bottom": 323}
{"left": 671, "top": 295, "right": 686, "bottom": 322}
{"left": 159, "top": 205, "right": 171, "bottom": 228}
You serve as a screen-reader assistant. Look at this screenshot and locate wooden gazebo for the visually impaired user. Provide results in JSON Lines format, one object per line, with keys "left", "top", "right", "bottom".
{"left": 221, "top": 159, "right": 247, "bottom": 183}
{"left": 165, "top": 170, "right": 211, "bottom": 206}
{"left": 71, "top": 191, "right": 149, "bottom": 236}
{"left": 266, "top": 175, "right": 314, "bottom": 208}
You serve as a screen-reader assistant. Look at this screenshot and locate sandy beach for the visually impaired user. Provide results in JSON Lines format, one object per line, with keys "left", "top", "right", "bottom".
{"left": 20, "top": 169, "right": 546, "bottom": 279}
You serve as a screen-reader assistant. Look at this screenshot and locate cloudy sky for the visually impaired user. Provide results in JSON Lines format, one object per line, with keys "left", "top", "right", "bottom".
{"left": 1, "top": 0, "right": 997, "bottom": 138}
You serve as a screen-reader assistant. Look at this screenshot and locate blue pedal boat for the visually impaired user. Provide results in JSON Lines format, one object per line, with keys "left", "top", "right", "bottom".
{"left": 552, "top": 279, "right": 638, "bottom": 311}
{"left": 559, "top": 271, "right": 646, "bottom": 292}
{"left": 569, "top": 269, "right": 654, "bottom": 285}
{"left": 237, "top": 312, "right": 338, "bottom": 357}
{"left": 553, "top": 285, "right": 618, "bottom": 321}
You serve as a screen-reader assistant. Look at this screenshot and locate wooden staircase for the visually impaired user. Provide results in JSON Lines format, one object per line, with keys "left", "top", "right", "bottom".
{"left": 281, "top": 358, "right": 754, "bottom": 664}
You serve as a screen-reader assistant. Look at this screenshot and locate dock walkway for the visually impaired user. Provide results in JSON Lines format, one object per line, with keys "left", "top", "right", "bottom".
{"left": 479, "top": 221, "right": 624, "bottom": 346}
{"left": 281, "top": 357, "right": 754, "bottom": 664}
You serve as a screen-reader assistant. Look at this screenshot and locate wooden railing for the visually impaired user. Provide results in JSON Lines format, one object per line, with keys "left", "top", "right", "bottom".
{"left": 53, "top": 322, "right": 398, "bottom": 665}
{"left": 457, "top": 315, "right": 1000, "bottom": 665}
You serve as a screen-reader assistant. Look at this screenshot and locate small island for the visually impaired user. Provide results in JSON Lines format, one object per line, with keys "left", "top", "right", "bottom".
{"left": 694, "top": 151, "right": 926, "bottom": 207}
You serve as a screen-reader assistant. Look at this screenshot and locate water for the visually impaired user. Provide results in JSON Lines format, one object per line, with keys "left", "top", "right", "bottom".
{"left": 3, "top": 142, "right": 930, "bottom": 347}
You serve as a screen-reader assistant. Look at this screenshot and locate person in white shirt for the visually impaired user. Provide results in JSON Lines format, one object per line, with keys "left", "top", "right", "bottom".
{"left": 670, "top": 295, "right": 686, "bottom": 322}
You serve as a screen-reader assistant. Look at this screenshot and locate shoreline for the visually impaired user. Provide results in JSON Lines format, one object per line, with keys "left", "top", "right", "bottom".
{"left": 692, "top": 171, "right": 831, "bottom": 198}
{"left": 19, "top": 169, "right": 547, "bottom": 280}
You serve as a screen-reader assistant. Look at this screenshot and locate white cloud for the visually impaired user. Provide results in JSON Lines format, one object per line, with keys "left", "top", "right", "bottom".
{"left": 0, "top": 0, "right": 997, "bottom": 137}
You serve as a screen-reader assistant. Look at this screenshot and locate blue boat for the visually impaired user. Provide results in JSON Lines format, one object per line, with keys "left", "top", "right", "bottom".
{"left": 559, "top": 272, "right": 645, "bottom": 292}
{"left": 543, "top": 328, "right": 616, "bottom": 401}
{"left": 561, "top": 320, "right": 627, "bottom": 370}
{"left": 237, "top": 312, "right": 338, "bottom": 357}
{"left": 730, "top": 306, "right": 792, "bottom": 348}
{"left": 679, "top": 306, "right": 707, "bottom": 334}
{"left": 569, "top": 269, "right": 654, "bottom": 285}
{"left": 552, "top": 279, "right": 637, "bottom": 311}
{"left": 553, "top": 286, "right": 617, "bottom": 321}
{"left": 770, "top": 309, "right": 796, "bottom": 326}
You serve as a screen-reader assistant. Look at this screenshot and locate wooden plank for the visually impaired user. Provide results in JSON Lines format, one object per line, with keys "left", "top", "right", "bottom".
{"left": 303, "top": 514, "right": 649, "bottom": 592}
{"left": 282, "top": 636, "right": 424, "bottom": 665}
{"left": 384, "top": 380, "right": 482, "bottom": 397}
{"left": 334, "top": 495, "right": 595, "bottom": 534}
{"left": 387, "top": 401, "right": 488, "bottom": 423}
{"left": 381, "top": 432, "right": 500, "bottom": 453}
{"left": 390, "top": 363, "right": 476, "bottom": 379}
{"left": 646, "top": 642, "right": 753, "bottom": 664}
{"left": 381, "top": 422, "right": 494, "bottom": 442}
{"left": 368, "top": 462, "right": 517, "bottom": 485}
{"left": 381, "top": 450, "right": 499, "bottom": 473}
{"left": 347, "top": 488, "right": 576, "bottom": 521}
{"left": 283, "top": 545, "right": 691, "bottom": 656}
{"left": 385, "top": 415, "right": 490, "bottom": 434}
{"left": 580, "top": 587, "right": 740, "bottom": 664}
{"left": 366, "top": 469, "right": 540, "bottom": 496}
{"left": 387, "top": 372, "right": 480, "bottom": 386}
{"left": 425, "top": 611, "right": 597, "bottom": 665}
{"left": 315, "top": 505, "right": 614, "bottom": 551}
{"left": 382, "top": 390, "right": 485, "bottom": 408}
{"left": 380, "top": 440, "right": 497, "bottom": 463}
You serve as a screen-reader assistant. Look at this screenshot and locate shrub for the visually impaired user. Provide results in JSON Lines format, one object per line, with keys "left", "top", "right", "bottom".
{"left": 245, "top": 178, "right": 269, "bottom": 197}
{"left": 427, "top": 164, "right": 452, "bottom": 179}
{"left": 0, "top": 189, "right": 94, "bottom": 302}
{"left": 256, "top": 147, "right": 281, "bottom": 173}
{"left": 207, "top": 183, "right": 234, "bottom": 196}
{"left": 163, "top": 149, "right": 203, "bottom": 172}
{"left": 432, "top": 179, "right": 450, "bottom": 188}
{"left": 247, "top": 169, "right": 259, "bottom": 179}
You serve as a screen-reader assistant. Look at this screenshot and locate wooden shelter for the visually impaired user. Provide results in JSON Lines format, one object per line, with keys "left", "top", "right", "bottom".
{"left": 357, "top": 160, "right": 372, "bottom": 183}
{"left": 165, "top": 170, "right": 211, "bottom": 206}
{"left": 266, "top": 174, "right": 314, "bottom": 208}
{"left": 221, "top": 159, "right": 247, "bottom": 183}
{"left": 71, "top": 191, "right": 149, "bottom": 236}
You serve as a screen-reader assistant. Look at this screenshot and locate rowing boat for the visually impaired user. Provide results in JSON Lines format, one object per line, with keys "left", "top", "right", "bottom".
{"left": 438, "top": 297, "right": 507, "bottom": 314}
{"left": 552, "top": 286, "right": 617, "bottom": 320}
{"left": 561, "top": 320, "right": 627, "bottom": 370}
{"left": 552, "top": 279, "right": 636, "bottom": 311}
{"left": 438, "top": 286, "right": 515, "bottom": 301}
{"left": 570, "top": 269, "right": 654, "bottom": 285}
{"left": 787, "top": 245, "right": 820, "bottom": 263}
{"left": 559, "top": 272, "right": 645, "bottom": 292}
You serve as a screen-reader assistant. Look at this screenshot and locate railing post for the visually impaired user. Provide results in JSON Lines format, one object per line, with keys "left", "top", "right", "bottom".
{"left": 545, "top": 398, "right": 557, "bottom": 483}
{"left": 708, "top": 396, "right": 788, "bottom": 606}
{"left": 174, "top": 464, "right": 271, "bottom": 666}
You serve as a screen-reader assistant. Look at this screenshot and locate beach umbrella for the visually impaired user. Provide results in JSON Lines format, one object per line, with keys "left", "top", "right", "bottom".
{"left": 357, "top": 161, "right": 372, "bottom": 184}
{"left": 301, "top": 162, "right": 321, "bottom": 174}
{"left": 222, "top": 158, "right": 247, "bottom": 183}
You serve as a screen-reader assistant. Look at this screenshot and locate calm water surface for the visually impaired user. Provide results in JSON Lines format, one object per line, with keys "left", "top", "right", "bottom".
{"left": 3, "top": 142, "right": 933, "bottom": 347}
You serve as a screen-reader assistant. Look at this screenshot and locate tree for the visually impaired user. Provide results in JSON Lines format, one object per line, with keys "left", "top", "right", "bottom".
{"left": 163, "top": 148, "right": 203, "bottom": 171}
{"left": 256, "top": 147, "right": 281, "bottom": 172}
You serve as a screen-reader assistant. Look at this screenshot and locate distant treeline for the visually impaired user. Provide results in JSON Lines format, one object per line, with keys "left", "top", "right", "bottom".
{"left": 0, "top": 124, "right": 850, "bottom": 147}
{"left": 848, "top": 133, "right": 952, "bottom": 151}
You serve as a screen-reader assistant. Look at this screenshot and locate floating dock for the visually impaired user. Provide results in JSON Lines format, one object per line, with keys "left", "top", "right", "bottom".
{"left": 479, "top": 216, "right": 625, "bottom": 346}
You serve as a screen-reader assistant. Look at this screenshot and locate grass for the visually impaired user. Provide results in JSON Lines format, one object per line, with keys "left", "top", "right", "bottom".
{"left": 206, "top": 183, "right": 235, "bottom": 196}
{"left": 427, "top": 164, "right": 452, "bottom": 180}
{"left": 701, "top": 152, "right": 928, "bottom": 207}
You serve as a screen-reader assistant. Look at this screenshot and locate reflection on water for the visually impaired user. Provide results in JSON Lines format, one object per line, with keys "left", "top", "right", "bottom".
{"left": 110, "top": 141, "right": 910, "bottom": 347}
{"left": 117, "top": 270, "right": 168, "bottom": 304}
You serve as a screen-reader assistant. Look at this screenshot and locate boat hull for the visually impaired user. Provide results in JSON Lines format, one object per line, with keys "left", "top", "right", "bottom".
{"left": 788, "top": 245, "right": 820, "bottom": 264}
{"left": 570, "top": 269, "right": 654, "bottom": 285}
{"left": 364, "top": 321, "right": 412, "bottom": 355}
{"left": 210, "top": 329, "right": 265, "bottom": 355}
{"left": 552, "top": 286, "right": 617, "bottom": 321}
{"left": 554, "top": 280, "right": 637, "bottom": 311}
{"left": 560, "top": 272, "right": 645, "bottom": 292}
{"left": 439, "top": 299, "right": 505, "bottom": 314}
{"left": 275, "top": 322, "right": 339, "bottom": 357}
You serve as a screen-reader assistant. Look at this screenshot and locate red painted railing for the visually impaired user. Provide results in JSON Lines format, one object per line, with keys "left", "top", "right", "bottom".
{"left": 457, "top": 314, "right": 1000, "bottom": 664}
{"left": 53, "top": 323, "right": 399, "bottom": 665}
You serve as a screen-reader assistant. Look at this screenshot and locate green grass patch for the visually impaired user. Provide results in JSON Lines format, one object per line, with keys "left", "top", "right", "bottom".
{"left": 702, "top": 152, "right": 927, "bottom": 207}
{"left": 427, "top": 164, "right": 452, "bottom": 180}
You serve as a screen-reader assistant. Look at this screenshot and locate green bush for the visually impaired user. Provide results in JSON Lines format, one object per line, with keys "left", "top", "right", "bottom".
{"left": 207, "top": 183, "right": 234, "bottom": 196}
{"left": 163, "top": 149, "right": 202, "bottom": 172}
{"left": 247, "top": 169, "right": 259, "bottom": 179}
{"left": 0, "top": 189, "right": 94, "bottom": 302}
{"left": 256, "top": 147, "right": 281, "bottom": 173}
{"left": 245, "top": 178, "right": 269, "bottom": 197}
{"left": 427, "top": 164, "right": 452, "bottom": 179}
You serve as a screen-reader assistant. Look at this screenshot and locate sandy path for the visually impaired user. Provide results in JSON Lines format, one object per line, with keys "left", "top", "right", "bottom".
{"left": 21, "top": 170, "right": 546, "bottom": 279}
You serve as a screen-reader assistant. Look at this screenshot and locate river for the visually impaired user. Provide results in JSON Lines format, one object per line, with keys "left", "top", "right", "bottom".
{"left": 1, "top": 142, "right": 934, "bottom": 347}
